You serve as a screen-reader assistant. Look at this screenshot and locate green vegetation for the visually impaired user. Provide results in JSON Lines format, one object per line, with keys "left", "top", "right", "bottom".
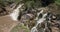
{"left": 55, "top": 0, "right": 60, "bottom": 5}
{"left": 10, "top": 23, "right": 30, "bottom": 32}
{"left": 0, "top": 0, "right": 14, "bottom": 7}
{"left": 55, "top": 0, "right": 60, "bottom": 11}
{"left": 23, "top": 0, "right": 41, "bottom": 8}
{"left": 0, "top": 0, "right": 41, "bottom": 8}
{"left": 1, "top": 0, "right": 60, "bottom": 7}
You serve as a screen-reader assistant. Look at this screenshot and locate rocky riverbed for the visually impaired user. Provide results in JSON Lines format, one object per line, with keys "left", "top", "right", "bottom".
{"left": 0, "top": 1, "right": 60, "bottom": 32}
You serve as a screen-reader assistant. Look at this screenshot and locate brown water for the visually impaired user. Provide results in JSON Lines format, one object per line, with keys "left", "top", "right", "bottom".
{"left": 0, "top": 15, "right": 19, "bottom": 32}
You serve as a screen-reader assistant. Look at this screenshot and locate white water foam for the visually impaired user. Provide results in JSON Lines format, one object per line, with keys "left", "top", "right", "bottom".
{"left": 10, "top": 4, "right": 23, "bottom": 21}
{"left": 31, "top": 10, "right": 47, "bottom": 32}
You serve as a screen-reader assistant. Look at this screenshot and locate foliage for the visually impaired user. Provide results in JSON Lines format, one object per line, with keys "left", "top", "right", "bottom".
{"left": 0, "top": 0, "right": 14, "bottom": 7}
{"left": 23, "top": 0, "right": 41, "bottom": 8}
{"left": 10, "top": 23, "right": 30, "bottom": 32}
{"left": 55, "top": 0, "right": 60, "bottom": 5}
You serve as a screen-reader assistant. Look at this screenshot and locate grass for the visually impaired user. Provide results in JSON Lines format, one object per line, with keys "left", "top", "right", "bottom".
{"left": 10, "top": 23, "right": 30, "bottom": 32}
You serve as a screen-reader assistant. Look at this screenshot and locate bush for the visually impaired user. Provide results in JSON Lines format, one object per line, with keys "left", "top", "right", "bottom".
{"left": 55, "top": 0, "right": 60, "bottom": 5}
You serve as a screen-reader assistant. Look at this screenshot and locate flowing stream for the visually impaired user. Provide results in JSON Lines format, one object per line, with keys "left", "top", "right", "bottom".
{"left": 10, "top": 4, "right": 23, "bottom": 21}
{"left": 31, "top": 10, "right": 47, "bottom": 32}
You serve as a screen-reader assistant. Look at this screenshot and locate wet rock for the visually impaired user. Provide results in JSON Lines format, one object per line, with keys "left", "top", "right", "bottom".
{"left": 20, "top": 13, "right": 35, "bottom": 25}
{"left": 56, "top": 14, "right": 60, "bottom": 20}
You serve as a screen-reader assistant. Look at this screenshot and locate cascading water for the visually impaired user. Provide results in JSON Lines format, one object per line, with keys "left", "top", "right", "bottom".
{"left": 10, "top": 4, "right": 23, "bottom": 21}
{"left": 31, "top": 10, "right": 48, "bottom": 32}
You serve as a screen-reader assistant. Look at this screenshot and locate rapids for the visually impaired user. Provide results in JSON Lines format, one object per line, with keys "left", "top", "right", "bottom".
{"left": 10, "top": 4, "right": 23, "bottom": 21}
{"left": 31, "top": 10, "right": 47, "bottom": 32}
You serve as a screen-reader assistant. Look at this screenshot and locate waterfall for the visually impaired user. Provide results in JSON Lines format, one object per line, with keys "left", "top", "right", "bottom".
{"left": 31, "top": 10, "right": 47, "bottom": 32}
{"left": 10, "top": 4, "right": 23, "bottom": 21}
